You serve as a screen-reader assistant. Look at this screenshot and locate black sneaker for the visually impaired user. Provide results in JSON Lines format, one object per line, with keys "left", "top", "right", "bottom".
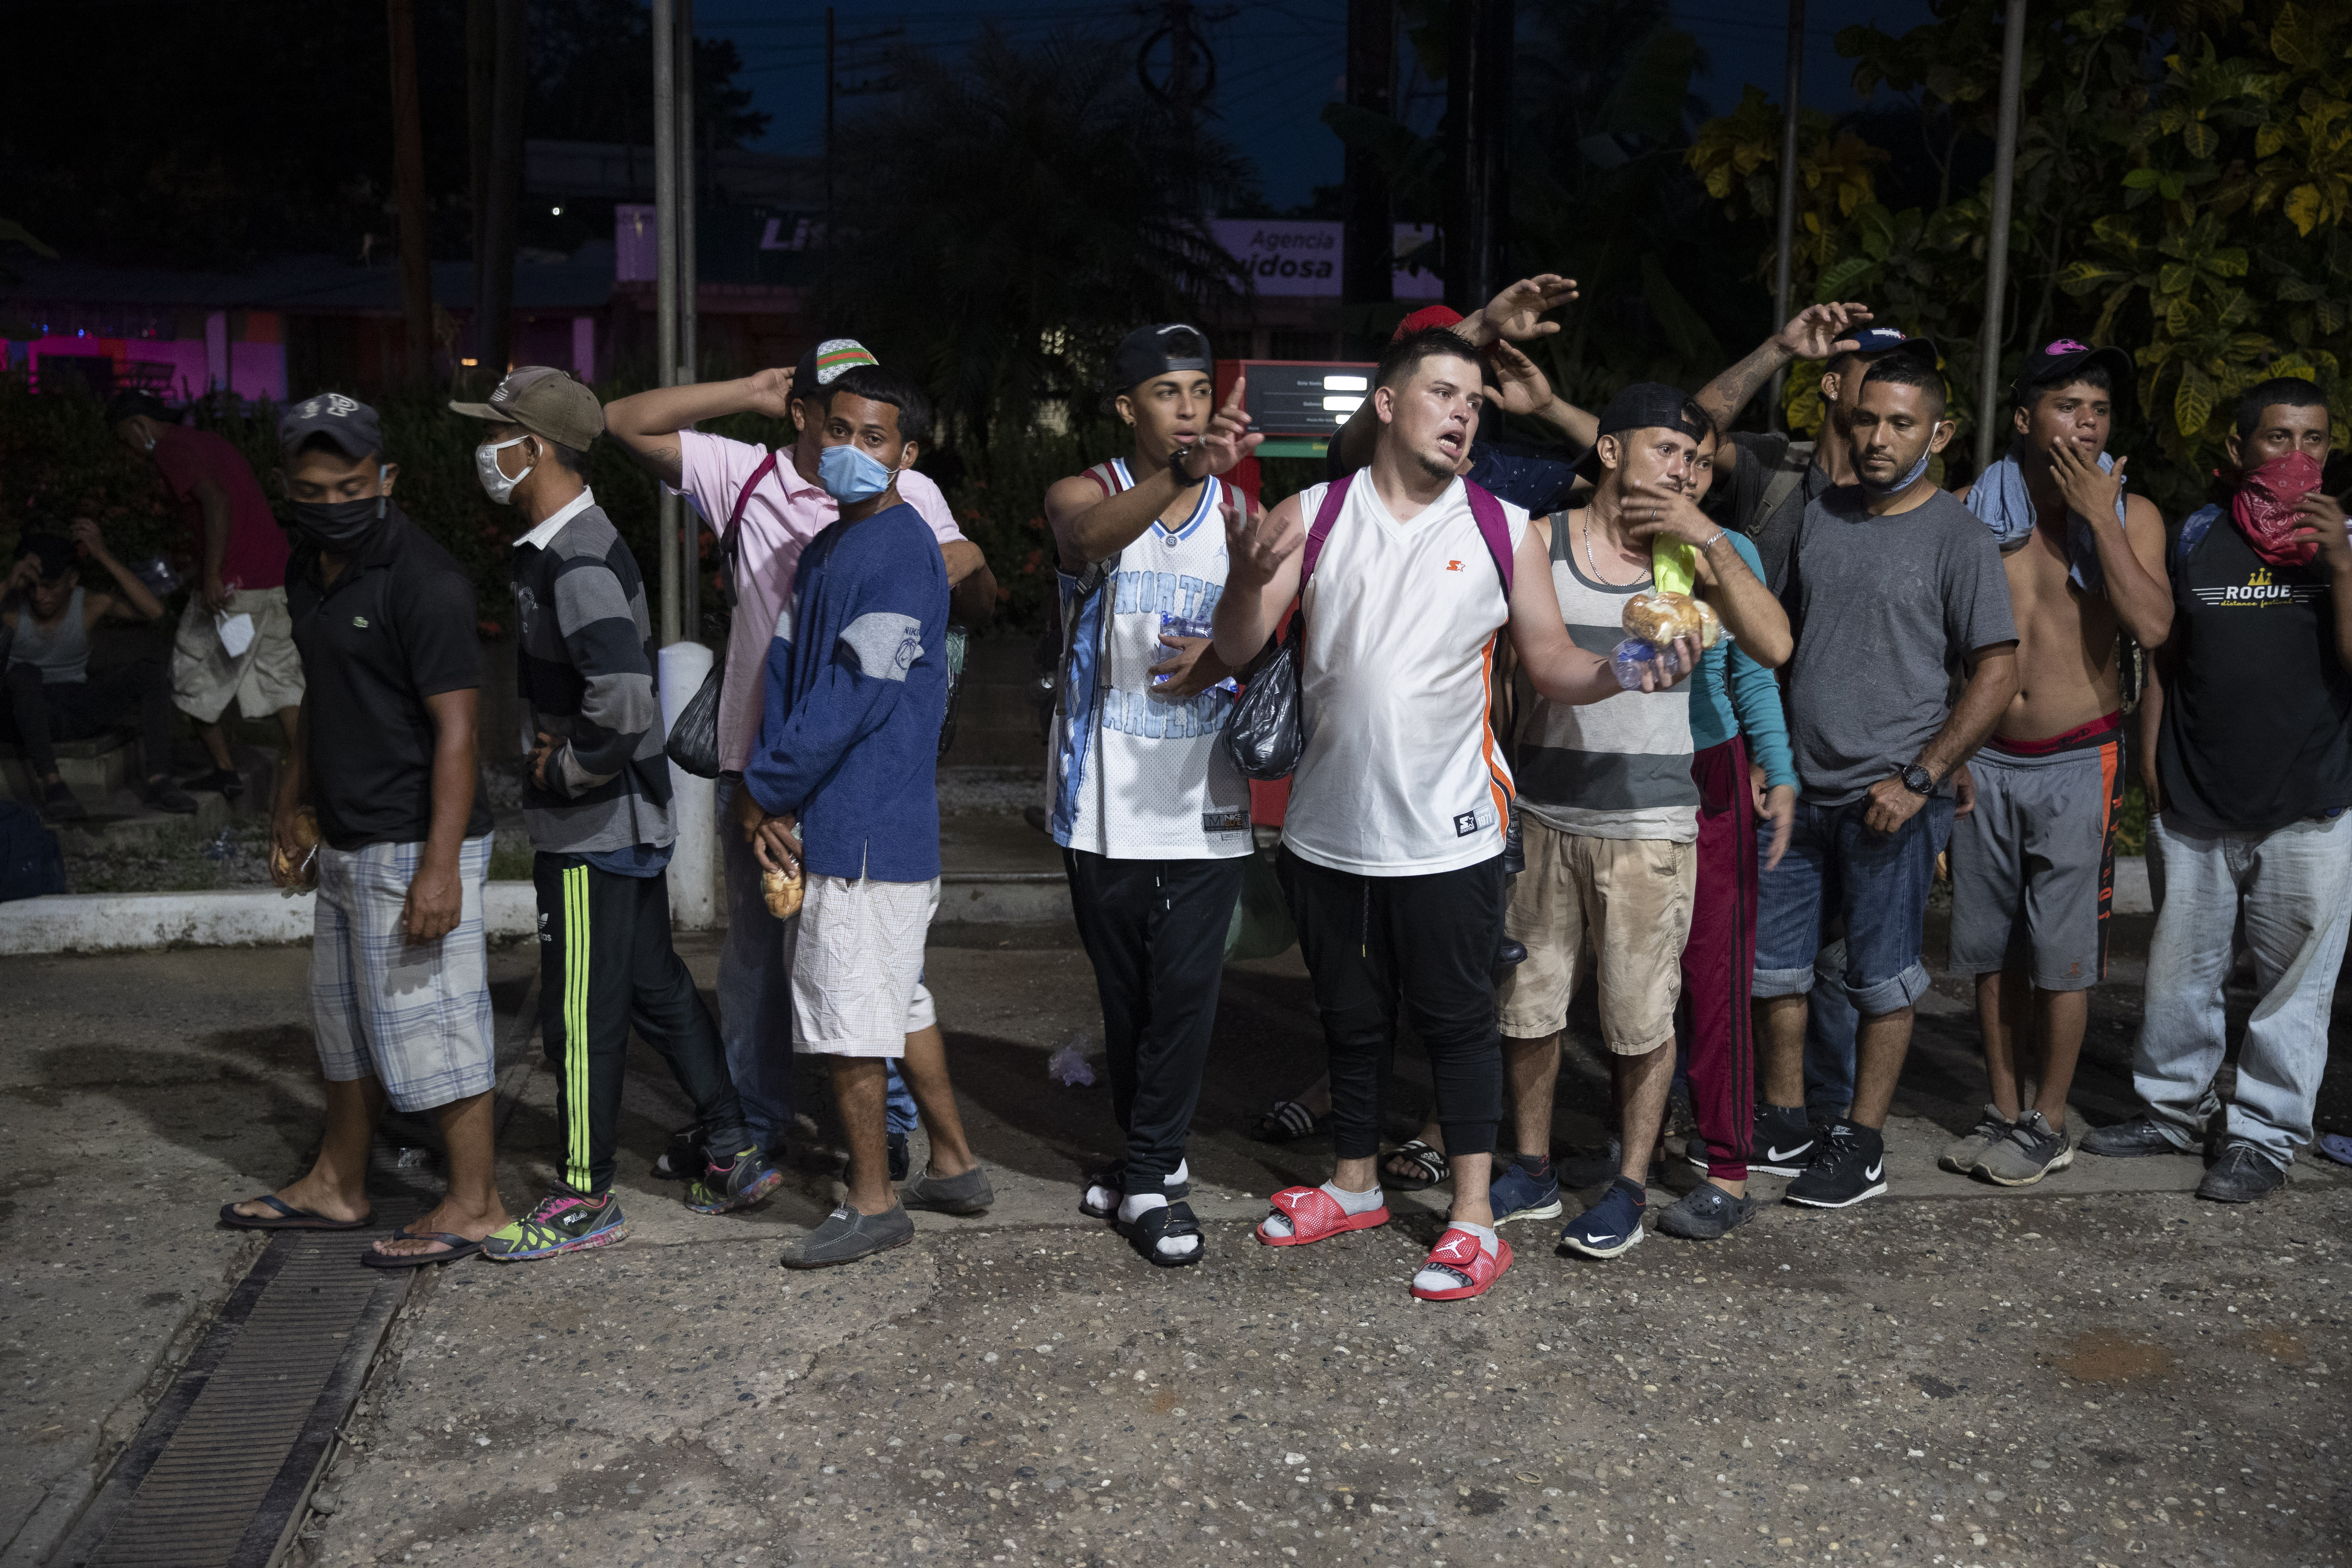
{"left": 2196, "top": 1140, "right": 2286, "bottom": 1203}
{"left": 651, "top": 1123, "right": 707, "bottom": 1179}
{"left": 1749, "top": 1104, "right": 1817, "bottom": 1177}
{"left": 889, "top": 1130, "right": 910, "bottom": 1183}
{"left": 39, "top": 781, "right": 86, "bottom": 822}
{"left": 143, "top": 778, "right": 200, "bottom": 814}
{"left": 1785, "top": 1122, "right": 1888, "bottom": 1209}
{"left": 2079, "top": 1115, "right": 2192, "bottom": 1158}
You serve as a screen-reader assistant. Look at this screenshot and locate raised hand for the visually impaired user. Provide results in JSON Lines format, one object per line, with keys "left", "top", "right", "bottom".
{"left": 2291, "top": 488, "right": 2352, "bottom": 570}
{"left": 1197, "top": 371, "right": 1263, "bottom": 477}
{"left": 69, "top": 517, "right": 110, "bottom": 560}
{"left": 741, "top": 366, "right": 797, "bottom": 419}
{"left": 1477, "top": 274, "right": 1580, "bottom": 343}
{"left": 1485, "top": 340, "right": 1556, "bottom": 416}
{"left": 2050, "top": 441, "right": 2125, "bottom": 524}
{"left": 1775, "top": 301, "right": 1874, "bottom": 361}
{"left": 1225, "top": 490, "right": 1301, "bottom": 592}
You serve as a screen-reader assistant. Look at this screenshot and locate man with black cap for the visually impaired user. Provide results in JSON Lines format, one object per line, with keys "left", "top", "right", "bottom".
{"left": 3, "top": 520, "right": 187, "bottom": 819}
{"left": 451, "top": 367, "right": 774, "bottom": 1261}
{"left": 603, "top": 340, "right": 994, "bottom": 1182}
{"left": 105, "top": 388, "right": 303, "bottom": 799}
{"left": 220, "top": 392, "right": 510, "bottom": 1265}
{"left": 1498, "top": 384, "right": 1791, "bottom": 1257}
{"left": 1751, "top": 354, "right": 2018, "bottom": 1210}
{"left": 1939, "top": 342, "right": 2172, "bottom": 1187}
{"left": 1039, "top": 322, "right": 1260, "bottom": 1268}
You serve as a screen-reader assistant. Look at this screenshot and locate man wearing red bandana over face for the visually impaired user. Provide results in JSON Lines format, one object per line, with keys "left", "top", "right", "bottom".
{"left": 2084, "top": 377, "right": 2352, "bottom": 1201}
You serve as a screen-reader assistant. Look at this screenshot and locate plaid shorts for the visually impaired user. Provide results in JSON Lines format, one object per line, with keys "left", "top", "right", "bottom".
{"left": 310, "top": 834, "right": 497, "bottom": 1111}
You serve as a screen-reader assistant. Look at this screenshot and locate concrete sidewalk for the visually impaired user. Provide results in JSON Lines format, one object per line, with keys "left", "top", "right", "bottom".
{"left": 4, "top": 919, "right": 2347, "bottom": 1566}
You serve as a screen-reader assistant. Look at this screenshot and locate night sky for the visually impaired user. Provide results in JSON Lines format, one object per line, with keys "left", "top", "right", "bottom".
{"left": 698, "top": 0, "right": 1944, "bottom": 208}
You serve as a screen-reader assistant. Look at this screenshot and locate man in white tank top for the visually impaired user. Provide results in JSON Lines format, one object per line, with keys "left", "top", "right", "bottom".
{"left": 1212, "top": 328, "right": 1696, "bottom": 1302}
{"left": 1042, "top": 323, "right": 1262, "bottom": 1270}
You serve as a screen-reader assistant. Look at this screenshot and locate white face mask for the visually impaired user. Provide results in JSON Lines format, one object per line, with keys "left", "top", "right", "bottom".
{"left": 475, "top": 435, "right": 536, "bottom": 506}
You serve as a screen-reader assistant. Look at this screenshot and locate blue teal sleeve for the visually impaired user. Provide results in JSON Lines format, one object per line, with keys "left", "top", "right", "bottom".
{"left": 1727, "top": 643, "right": 1796, "bottom": 793}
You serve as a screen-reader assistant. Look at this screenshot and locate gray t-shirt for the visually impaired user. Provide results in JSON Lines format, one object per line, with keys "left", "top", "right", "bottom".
{"left": 1775, "top": 484, "right": 2017, "bottom": 805}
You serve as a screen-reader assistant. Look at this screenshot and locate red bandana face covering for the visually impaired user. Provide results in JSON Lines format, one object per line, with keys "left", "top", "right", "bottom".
{"left": 2230, "top": 450, "right": 2325, "bottom": 567}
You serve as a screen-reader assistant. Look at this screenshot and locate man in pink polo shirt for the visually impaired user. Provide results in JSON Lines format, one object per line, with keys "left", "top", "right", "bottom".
{"left": 605, "top": 339, "right": 995, "bottom": 1173}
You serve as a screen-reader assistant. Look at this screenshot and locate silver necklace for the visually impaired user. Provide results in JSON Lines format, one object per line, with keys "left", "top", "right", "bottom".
{"left": 1581, "top": 512, "right": 1648, "bottom": 586}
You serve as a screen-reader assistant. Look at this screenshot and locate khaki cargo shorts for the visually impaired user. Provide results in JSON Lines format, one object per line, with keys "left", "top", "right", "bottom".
{"left": 1497, "top": 816, "right": 1696, "bottom": 1055}
{"left": 170, "top": 585, "right": 303, "bottom": 723}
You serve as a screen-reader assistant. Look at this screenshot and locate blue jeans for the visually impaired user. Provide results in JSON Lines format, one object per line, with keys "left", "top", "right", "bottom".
{"left": 716, "top": 776, "right": 917, "bottom": 1152}
{"left": 1755, "top": 795, "right": 1954, "bottom": 1017}
{"left": 2134, "top": 811, "right": 2352, "bottom": 1163}
{"left": 1804, "top": 938, "right": 1859, "bottom": 1114}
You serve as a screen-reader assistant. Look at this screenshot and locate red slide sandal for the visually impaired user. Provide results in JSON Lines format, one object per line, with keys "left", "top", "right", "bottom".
{"left": 1409, "top": 1225, "right": 1513, "bottom": 1301}
{"left": 1256, "top": 1185, "right": 1391, "bottom": 1247}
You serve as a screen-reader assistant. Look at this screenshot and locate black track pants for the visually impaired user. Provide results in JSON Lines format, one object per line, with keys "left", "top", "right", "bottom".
{"left": 534, "top": 854, "right": 748, "bottom": 1194}
{"left": 1277, "top": 846, "right": 1506, "bottom": 1161}
{"left": 1064, "top": 848, "right": 1245, "bottom": 1195}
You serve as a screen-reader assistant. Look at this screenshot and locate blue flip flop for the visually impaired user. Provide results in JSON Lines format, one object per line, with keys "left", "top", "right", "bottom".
{"left": 219, "top": 1194, "right": 373, "bottom": 1231}
{"left": 360, "top": 1229, "right": 483, "bottom": 1269}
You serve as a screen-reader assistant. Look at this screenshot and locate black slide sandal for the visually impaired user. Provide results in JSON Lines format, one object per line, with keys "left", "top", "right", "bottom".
{"left": 1381, "top": 1139, "right": 1449, "bottom": 1192}
{"left": 1117, "top": 1200, "right": 1205, "bottom": 1269}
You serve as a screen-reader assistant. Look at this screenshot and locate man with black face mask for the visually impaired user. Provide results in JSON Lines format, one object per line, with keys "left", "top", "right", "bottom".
{"left": 224, "top": 393, "right": 512, "bottom": 1266}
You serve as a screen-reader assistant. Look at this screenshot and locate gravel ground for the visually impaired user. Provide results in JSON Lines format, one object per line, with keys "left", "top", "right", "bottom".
{"left": 63, "top": 815, "right": 276, "bottom": 892}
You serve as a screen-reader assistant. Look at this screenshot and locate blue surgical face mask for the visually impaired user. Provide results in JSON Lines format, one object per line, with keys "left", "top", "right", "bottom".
{"left": 817, "top": 441, "right": 899, "bottom": 505}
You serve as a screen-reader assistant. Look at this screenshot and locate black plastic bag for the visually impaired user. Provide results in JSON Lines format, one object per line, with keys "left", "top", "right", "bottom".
{"left": 1221, "top": 633, "right": 1303, "bottom": 780}
{"left": 664, "top": 662, "right": 726, "bottom": 778}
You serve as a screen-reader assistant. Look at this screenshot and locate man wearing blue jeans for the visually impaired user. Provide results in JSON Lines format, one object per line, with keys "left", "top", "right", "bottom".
{"left": 2085, "top": 379, "right": 2352, "bottom": 1200}
{"left": 1752, "top": 354, "right": 2019, "bottom": 1207}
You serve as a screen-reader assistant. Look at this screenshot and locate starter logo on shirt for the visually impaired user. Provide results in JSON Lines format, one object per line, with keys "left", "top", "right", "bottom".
{"left": 1446, "top": 560, "right": 1464, "bottom": 572}
{"left": 1453, "top": 809, "right": 1481, "bottom": 837}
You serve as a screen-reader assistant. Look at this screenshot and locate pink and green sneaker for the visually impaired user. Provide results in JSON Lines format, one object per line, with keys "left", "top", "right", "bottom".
{"left": 481, "top": 1189, "right": 628, "bottom": 1260}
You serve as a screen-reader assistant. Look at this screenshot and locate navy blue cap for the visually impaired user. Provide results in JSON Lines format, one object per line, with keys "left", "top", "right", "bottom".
{"left": 1841, "top": 327, "right": 1939, "bottom": 369}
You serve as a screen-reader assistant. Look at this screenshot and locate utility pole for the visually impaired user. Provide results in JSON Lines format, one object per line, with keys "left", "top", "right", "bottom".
{"left": 1975, "top": 0, "right": 2029, "bottom": 474}
{"left": 653, "top": 0, "right": 680, "bottom": 645}
{"left": 677, "top": 0, "right": 700, "bottom": 641}
{"left": 388, "top": 0, "right": 434, "bottom": 383}
{"left": 474, "top": 0, "right": 525, "bottom": 378}
{"left": 467, "top": 0, "right": 491, "bottom": 291}
{"left": 1341, "top": 0, "right": 1395, "bottom": 355}
{"left": 1139, "top": 0, "right": 1222, "bottom": 217}
{"left": 1769, "top": 0, "right": 1804, "bottom": 432}
{"left": 1442, "top": 0, "right": 1512, "bottom": 313}
{"left": 824, "top": 7, "right": 834, "bottom": 305}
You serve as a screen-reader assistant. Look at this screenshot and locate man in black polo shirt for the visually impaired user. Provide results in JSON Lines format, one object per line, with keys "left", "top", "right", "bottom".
{"left": 220, "top": 393, "right": 512, "bottom": 1267}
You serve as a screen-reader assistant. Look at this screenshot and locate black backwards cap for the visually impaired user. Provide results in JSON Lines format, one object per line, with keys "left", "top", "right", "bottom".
{"left": 1108, "top": 323, "right": 1214, "bottom": 397}
{"left": 1575, "top": 382, "right": 1716, "bottom": 481}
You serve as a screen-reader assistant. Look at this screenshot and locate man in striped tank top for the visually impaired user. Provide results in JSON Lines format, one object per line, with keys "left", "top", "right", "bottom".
{"left": 1213, "top": 329, "right": 1696, "bottom": 1302}
{"left": 1043, "top": 324, "right": 1262, "bottom": 1269}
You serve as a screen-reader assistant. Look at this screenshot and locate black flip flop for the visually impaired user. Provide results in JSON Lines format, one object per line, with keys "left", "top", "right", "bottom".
{"left": 1381, "top": 1139, "right": 1450, "bottom": 1192}
{"left": 219, "top": 1194, "right": 373, "bottom": 1231}
{"left": 360, "top": 1229, "right": 484, "bottom": 1269}
{"left": 1252, "top": 1100, "right": 1324, "bottom": 1143}
{"left": 1116, "top": 1200, "right": 1205, "bottom": 1269}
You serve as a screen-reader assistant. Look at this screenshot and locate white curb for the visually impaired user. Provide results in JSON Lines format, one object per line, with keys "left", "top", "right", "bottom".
{"left": 0, "top": 882, "right": 542, "bottom": 957}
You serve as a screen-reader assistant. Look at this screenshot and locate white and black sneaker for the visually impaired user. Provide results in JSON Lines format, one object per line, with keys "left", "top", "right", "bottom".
{"left": 1785, "top": 1121, "right": 1889, "bottom": 1209}
{"left": 1747, "top": 1104, "right": 1819, "bottom": 1177}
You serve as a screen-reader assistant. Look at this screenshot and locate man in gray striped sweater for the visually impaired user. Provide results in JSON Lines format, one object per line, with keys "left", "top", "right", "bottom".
{"left": 452, "top": 367, "right": 774, "bottom": 1261}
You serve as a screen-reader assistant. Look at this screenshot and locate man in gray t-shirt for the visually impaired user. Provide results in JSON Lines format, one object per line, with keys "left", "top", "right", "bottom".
{"left": 1752, "top": 355, "right": 2020, "bottom": 1212}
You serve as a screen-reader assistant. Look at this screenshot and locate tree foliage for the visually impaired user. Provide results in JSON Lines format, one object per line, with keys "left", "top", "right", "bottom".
{"left": 1687, "top": 0, "right": 2352, "bottom": 512}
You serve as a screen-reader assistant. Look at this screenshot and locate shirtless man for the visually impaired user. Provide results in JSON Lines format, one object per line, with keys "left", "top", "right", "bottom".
{"left": 1945, "top": 341, "right": 2172, "bottom": 1185}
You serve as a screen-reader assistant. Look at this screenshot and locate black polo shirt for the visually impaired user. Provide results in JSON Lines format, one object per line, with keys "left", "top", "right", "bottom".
{"left": 287, "top": 506, "right": 495, "bottom": 852}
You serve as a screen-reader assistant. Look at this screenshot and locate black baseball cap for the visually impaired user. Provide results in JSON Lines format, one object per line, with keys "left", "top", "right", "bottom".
{"left": 1576, "top": 382, "right": 1716, "bottom": 480}
{"left": 2011, "top": 337, "right": 2135, "bottom": 414}
{"left": 103, "top": 389, "right": 172, "bottom": 427}
{"left": 1835, "top": 326, "right": 1940, "bottom": 371}
{"left": 279, "top": 392, "right": 384, "bottom": 460}
{"left": 12, "top": 533, "right": 76, "bottom": 579}
{"left": 1108, "top": 323, "right": 1213, "bottom": 396}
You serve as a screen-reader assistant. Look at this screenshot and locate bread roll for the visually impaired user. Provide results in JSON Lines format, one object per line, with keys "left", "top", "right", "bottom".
{"left": 763, "top": 865, "right": 804, "bottom": 920}
{"left": 1621, "top": 590, "right": 1707, "bottom": 646}
{"left": 1694, "top": 599, "right": 1722, "bottom": 650}
{"left": 273, "top": 808, "right": 322, "bottom": 892}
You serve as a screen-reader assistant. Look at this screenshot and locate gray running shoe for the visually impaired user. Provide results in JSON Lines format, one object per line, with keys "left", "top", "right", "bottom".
{"left": 2196, "top": 1141, "right": 2286, "bottom": 1204}
{"left": 1656, "top": 1183, "right": 1759, "bottom": 1240}
{"left": 1939, "top": 1105, "right": 2013, "bottom": 1173}
{"left": 2078, "top": 1115, "right": 2192, "bottom": 1158}
{"left": 780, "top": 1203, "right": 915, "bottom": 1268}
{"left": 1975, "top": 1110, "right": 2073, "bottom": 1186}
{"left": 903, "top": 1163, "right": 995, "bottom": 1216}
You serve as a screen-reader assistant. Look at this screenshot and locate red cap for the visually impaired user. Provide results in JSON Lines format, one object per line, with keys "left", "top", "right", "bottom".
{"left": 1392, "top": 305, "right": 1464, "bottom": 343}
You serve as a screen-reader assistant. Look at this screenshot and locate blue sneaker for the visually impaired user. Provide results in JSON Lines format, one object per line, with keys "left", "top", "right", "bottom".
{"left": 1488, "top": 1158, "right": 1563, "bottom": 1224}
{"left": 1559, "top": 1176, "right": 1648, "bottom": 1259}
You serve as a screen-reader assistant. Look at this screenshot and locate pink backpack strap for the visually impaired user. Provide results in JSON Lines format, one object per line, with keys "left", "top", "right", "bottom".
{"left": 1300, "top": 474, "right": 1354, "bottom": 585}
{"left": 1462, "top": 478, "right": 1515, "bottom": 594}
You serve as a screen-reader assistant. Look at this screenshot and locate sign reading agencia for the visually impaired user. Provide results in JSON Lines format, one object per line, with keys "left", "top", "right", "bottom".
{"left": 1208, "top": 221, "right": 1445, "bottom": 300}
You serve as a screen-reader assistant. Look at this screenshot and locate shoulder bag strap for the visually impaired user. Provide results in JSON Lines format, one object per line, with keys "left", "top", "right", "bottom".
{"left": 716, "top": 450, "right": 779, "bottom": 608}
{"left": 1461, "top": 478, "right": 1516, "bottom": 595}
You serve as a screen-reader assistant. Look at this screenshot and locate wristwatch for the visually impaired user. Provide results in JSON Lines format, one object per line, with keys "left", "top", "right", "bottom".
{"left": 1899, "top": 763, "right": 1938, "bottom": 797}
{"left": 1166, "top": 442, "right": 1200, "bottom": 484}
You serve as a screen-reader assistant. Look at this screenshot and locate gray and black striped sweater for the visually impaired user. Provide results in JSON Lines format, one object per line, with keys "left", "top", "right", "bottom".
{"left": 509, "top": 501, "right": 675, "bottom": 856}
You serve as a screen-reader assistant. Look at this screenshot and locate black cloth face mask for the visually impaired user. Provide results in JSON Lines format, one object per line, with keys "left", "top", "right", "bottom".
{"left": 288, "top": 477, "right": 390, "bottom": 549}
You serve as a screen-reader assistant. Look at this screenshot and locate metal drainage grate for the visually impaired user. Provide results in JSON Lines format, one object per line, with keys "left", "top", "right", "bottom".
{"left": 58, "top": 1230, "right": 413, "bottom": 1568}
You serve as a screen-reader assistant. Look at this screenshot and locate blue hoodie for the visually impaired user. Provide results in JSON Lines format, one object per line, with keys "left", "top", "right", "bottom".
{"left": 742, "top": 499, "right": 947, "bottom": 882}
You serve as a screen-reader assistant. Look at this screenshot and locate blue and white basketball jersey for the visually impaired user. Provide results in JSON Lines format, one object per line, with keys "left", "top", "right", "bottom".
{"left": 1047, "top": 458, "right": 1253, "bottom": 861}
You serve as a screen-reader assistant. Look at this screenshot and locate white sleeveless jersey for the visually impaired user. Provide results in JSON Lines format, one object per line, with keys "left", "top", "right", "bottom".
{"left": 1284, "top": 476, "right": 1527, "bottom": 876}
{"left": 1047, "top": 459, "right": 1253, "bottom": 861}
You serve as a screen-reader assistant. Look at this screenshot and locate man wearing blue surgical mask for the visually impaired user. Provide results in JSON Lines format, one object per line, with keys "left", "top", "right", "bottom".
{"left": 449, "top": 367, "right": 777, "bottom": 1260}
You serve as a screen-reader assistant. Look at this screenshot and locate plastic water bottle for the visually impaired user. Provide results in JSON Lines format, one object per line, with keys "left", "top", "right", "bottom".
{"left": 202, "top": 827, "right": 234, "bottom": 861}
{"left": 1048, "top": 1033, "right": 1098, "bottom": 1087}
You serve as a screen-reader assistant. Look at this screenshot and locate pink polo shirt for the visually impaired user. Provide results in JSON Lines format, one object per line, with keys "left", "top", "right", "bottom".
{"left": 674, "top": 429, "right": 965, "bottom": 773}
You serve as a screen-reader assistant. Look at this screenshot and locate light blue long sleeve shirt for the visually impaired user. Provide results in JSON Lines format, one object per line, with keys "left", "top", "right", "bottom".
{"left": 1690, "top": 530, "right": 1796, "bottom": 791}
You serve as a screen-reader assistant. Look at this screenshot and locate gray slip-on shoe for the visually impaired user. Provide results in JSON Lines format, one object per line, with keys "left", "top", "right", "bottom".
{"left": 903, "top": 1163, "right": 995, "bottom": 1216}
{"left": 1656, "top": 1183, "right": 1759, "bottom": 1241}
{"left": 1939, "top": 1105, "right": 2013, "bottom": 1173}
{"left": 1975, "top": 1110, "right": 2074, "bottom": 1186}
{"left": 780, "top": 1203, "right": 915, "bottom": 1269}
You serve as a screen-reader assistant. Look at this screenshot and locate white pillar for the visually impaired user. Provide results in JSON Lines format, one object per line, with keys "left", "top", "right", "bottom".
{"left": 657, "top": 640, "right": 717, "bottom": 930}
{"left": 204, "top": 311, "right": 229, "bottom": 391}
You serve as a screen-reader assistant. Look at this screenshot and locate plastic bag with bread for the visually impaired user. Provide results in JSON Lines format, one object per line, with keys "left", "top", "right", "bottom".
{"left": 762, "top": 865, "right": 804, "bottom": 920}
{"left": 272, "top": 807, "right": 322, "bottom": 892}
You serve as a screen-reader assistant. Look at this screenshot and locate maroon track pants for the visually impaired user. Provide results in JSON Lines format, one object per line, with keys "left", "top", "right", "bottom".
{"left": 1680, "top": 735, "right": 1758, "bottom": 1180}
